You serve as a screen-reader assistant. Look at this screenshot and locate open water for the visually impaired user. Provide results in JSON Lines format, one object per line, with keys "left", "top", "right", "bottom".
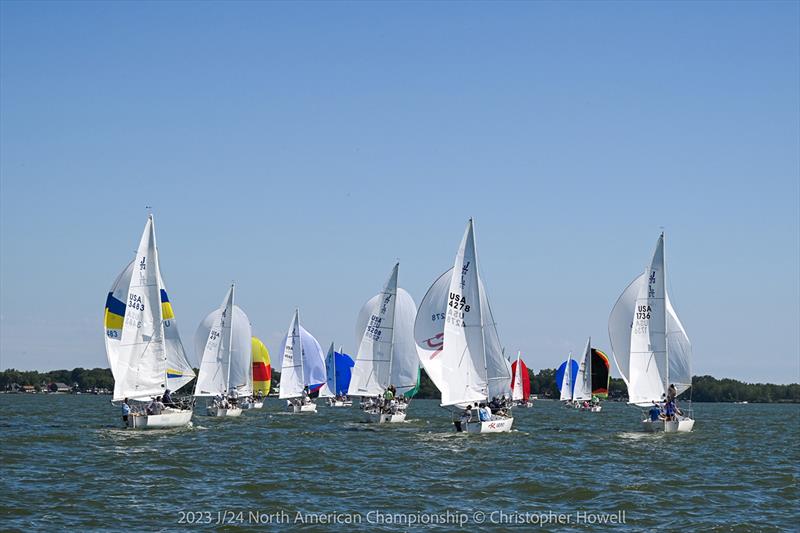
{"left": 1, "top": 395, "right": 798, "bottom": 531}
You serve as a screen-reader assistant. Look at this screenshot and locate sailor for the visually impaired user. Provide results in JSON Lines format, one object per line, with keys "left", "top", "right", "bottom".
{"left": 463, "top": 405, "right": 473, "bottom": 421}
{"left": 148, "top": 396, "right": 163, "bottom": 416}
{"left": 478, "top": 403, "right": 490, "bottom": 422}
{"left": 229, "top": 388, "right": 239, "bottom": 406}
{"left": 121, "top": 398, "right": 131, "bottom": 425}
{"left": 162, "top": 389, "right": 174, "bottom": 407}
{"left": 649, "top": 402, "right": 661, "bottom": 422}
{"left": 667, "top": 383, "right": 677, "bottom": 403}
{"left": 664, "top": 399, "right": 676, "bottom": 421}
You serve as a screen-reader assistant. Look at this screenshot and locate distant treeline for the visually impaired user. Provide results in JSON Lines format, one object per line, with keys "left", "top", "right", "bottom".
{"left": 2, "top": 367, "right": 798, "bottom": 403}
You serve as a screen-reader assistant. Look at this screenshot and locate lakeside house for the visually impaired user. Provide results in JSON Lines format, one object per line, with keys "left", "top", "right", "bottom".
{"left": 49, "top": 382, "right": 71, "bottom": 393}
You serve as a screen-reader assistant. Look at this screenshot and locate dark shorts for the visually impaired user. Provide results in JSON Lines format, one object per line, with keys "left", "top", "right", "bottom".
{"left": 122, "top": 415, "right": 129, "bottom": 422}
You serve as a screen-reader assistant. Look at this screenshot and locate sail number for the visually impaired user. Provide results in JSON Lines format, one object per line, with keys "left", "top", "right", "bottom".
{"left": 448, "top": 293, "right": 470, "bottom": 312}
{"left": 636, "top": 304, "right": 651, "bottom": 320}
{"left": 366, "top": 315, "right": 383, "bottom": 341}
{"left": 128, "top": 294, "right": 145, "bottom": 311}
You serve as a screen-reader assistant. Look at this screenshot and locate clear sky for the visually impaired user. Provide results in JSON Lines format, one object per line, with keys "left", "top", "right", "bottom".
{"left": 1, "top": 1, "right": 798, "bottom": 383}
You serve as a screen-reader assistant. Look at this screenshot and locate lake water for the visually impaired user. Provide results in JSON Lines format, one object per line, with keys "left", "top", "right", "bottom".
{"left": 1, "top": 395, "right": 798, "bottom": 531}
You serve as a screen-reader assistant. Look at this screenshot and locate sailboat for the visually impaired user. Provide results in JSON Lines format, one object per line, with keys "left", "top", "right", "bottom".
{"left": 103, "top": 214, "right": 196, "bottom": 429}
{"left": 609, "top": 233, "right": 694, "bottom": 432}
{"left": 242, "top": 337, "right": 270, "bottom": 409}
{"left": 558, "top": 352, "right": 575, "bottom": 406}
{"left": 414, "top": 219, "right": 514, "bottom": 433}
{"left": 193, "top": 284, "right": 253, "bottom": 417}
{"left": 511, "top": 352, "right": 533, "bottom": 407}
{"left": 318, "top": 343, "right": 355, "bottom": 407}
{"left": 349, "top": 262, "right": 420, "bottom": 423}
{"left": 572, "top": 338, "right": 601, "bottom": 411}
{"left": 278, "top": 309, "right": 327, "bottom": 413}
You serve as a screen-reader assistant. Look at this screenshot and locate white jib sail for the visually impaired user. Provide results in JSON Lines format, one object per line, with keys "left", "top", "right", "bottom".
{"left": 158, "top": 272, "right": 195, "bottom": 394}
{"left": 573, "top": 337, "right": 593, "bottom": 401}
{"left": 666, "top": 292, "right": 692, "bottom": 396}
{"left": 318, "top": 342, "right": 336, "bottom": 399}
{"left": 560, "top": 352, "right": 573, "bottom": 401}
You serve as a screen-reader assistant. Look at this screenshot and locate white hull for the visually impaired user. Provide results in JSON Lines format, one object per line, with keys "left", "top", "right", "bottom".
{"left": 642, "top": 416, "right": 695, "bottom": 433}
{"left": 328, "top": 400, "right": 353, "bottom": 407}
{"left": 207, "top": 406, "right": 243, "bottom": 417}
{"left": 458, "top": 417, "right": 514, "bottom": 433}
{"left": 582, "top": 405, "right": 601, "bottom": 412}
{"left": 127, "top": 408, "right": 193, "bottom": 429}
{"left": 241, "top": 401, "right": 264, "bottom": 410}
{"left": 288, "top": 403, "right": 317, "bottom": 413}
{"left": 364, "top": 411, "right": 406, "bottom": 424}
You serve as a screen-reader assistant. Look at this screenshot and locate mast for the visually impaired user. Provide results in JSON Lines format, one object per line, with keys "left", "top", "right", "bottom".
{"left": 225, "top": 283, "right": 235, "bottom": 395}
{"left": 386, "top": 262, "right": 399, "bottom": 394}
{"left": 662, "top": 231, "right": 669, "bottom": 392}
{"left": 296, "top": 309, "right": 305, "bottom": 390}
{"left": 337, "top": 345, "right": 343, "bottom": 395}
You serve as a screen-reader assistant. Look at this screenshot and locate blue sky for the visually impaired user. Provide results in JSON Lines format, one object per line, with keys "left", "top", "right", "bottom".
{"left": 1, "top": 1, "right": 798, "bottom": 383}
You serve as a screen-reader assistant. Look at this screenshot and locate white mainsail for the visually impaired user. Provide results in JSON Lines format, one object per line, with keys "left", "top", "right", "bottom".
{"left": 278, "top": 310, "right": 326, "bottom": 399}
{"left": 414, "top": 219, "right": 511, "bottom": 407}
{"left": 560, "top": 352, "right": 573, "bottom": 401}
{"left": 194, "top": 285, "right": 253, "bottom": 397}
{"left": 350, "top": 263, "right": 420, "bottom": 397}
{"left": 608, "top": 233, "right": 691, "bottom": 406}
{"left": 573, "top": 337, "right": 593, "bottom": 401}
{"left": 106, "top": 215, "right": 195, "bottom": 401}
{"left": 512, "top": 351, "right": 524, "bottom": 401}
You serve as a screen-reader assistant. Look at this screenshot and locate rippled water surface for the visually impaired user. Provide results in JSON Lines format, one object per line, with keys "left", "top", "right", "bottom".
{"left": 1, "top": 395, "right": 798, "bottom": 531}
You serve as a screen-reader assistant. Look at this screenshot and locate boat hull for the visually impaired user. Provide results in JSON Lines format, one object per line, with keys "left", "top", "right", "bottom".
{"left": 127, "top": 408, "right": 193, "bottom": 429}
{"left": 207, "top": 406, "right": 243, "bottom": 417}
{"left": 328, "top": 400, "right": 353, "bottom": 407}
{"left": 456, "top": 417, "right": 514, "bottom": 433}
{"left": 241, "top": 401, "right": 264, "bottom": 410}
{"left": 364, "top": 411, "right": 406, "bottom": 424}
{"left": 288, "top": 403, "right": 317, "bottom": 413}
{"left": 642, "top": 416, "right": 695, "bottom": 433}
